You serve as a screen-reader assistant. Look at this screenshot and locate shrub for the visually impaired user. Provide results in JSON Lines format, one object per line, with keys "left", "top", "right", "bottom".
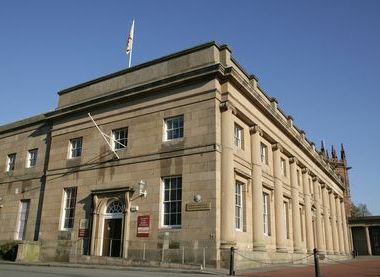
{"left": 0, "top": 242, "right": 18, "bottom": 261}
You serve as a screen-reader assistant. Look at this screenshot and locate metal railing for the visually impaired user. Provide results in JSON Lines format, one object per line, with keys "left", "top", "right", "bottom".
{"left": 71, "top": 238, "right": 214, "bottom": 267}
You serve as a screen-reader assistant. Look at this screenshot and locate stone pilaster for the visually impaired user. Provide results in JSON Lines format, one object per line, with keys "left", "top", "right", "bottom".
{"left": 122, "top": 192, "right": 131, "bottom": 258}
{"left": 365, "top": 227, "right": 372, "bottom": 255}
{"left": 322, "top": 186, "right": 333, "bottom": 254}
{"left": 250, "top": 125, "right": 265, "bottom": 251}
{"left": 289, "top": 157, "right": 302, "bottom": 253}
{"left": 220, "top": 102, "right": 236, "bottom": 245}
{"left": 340, "top": 200, "right": 350, "bottom": 254}
{"left": 329, "top": 191, "right": 339, "bottom": 254}
{"left": 302, "top": 168, "right": 313, "bottom": 253}
{"left": 335, "top": 195, "right": 344, "bottom": 254}
{"left": 313, "top": 177, "right": 325, "bottom": 252}
{"left": 90, "top": 195, "right": 99, "bottom": 256}
{"left": 272, "top": 143, "right": 287, "bottom": 252}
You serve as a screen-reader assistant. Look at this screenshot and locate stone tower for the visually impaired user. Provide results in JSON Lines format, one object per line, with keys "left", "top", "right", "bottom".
{"left": 329, "top": 144, "right": 353, "bottom": 217}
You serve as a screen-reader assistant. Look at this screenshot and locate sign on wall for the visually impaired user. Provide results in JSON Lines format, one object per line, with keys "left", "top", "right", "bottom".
{"left": 78, "top": 219, "right": 89, "bottom": 238}
{"left": 137, "top": 215, "right": 150, "bottom": 237}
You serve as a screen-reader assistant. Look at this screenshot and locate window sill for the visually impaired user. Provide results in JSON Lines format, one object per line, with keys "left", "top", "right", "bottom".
{"left": 163, "top": 137, "right": 184, "bottom": 143}
{"left": 160, "top": 226, "right": 182, "bottom": 231}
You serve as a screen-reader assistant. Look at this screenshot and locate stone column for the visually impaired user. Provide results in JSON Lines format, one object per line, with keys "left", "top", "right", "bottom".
{"left": 313, "top": 177, "right": 325, "bottom": 252}
{"left": 302, "top": 168, "right": 313, "bottom": 253}
{"left": 289, "top": 157, "right": 302, "bottom": 253}
{"left": 329, "top": 191, "right": 339, "bottom": 254}
{"left": 250, "top": 125, "right": 265, "bottom": 250}
{"left": 272, "top": 143, "right": 287, "bottom": 252}
{"left": 365, "top": 227, "right": 372, "bottom": 255}
{"left": 335, "top": 196, "right": 344, "bottom": 254}
{"left": 340, "top": 200, "right": 350, "bottom": 254}
{"left": 90, "top": 195, "right": 99, "bottom": 256}
{"left": 220, "top": 102, "right": 236, "bottom": 245}
{"left": 122, "top": 191, "right": 131, "bottom": 258}
{"left": 322, "top": 186, "right": 333, "bottom": 254}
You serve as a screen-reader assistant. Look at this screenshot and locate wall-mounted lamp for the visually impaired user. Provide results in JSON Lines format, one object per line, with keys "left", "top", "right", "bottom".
{"left": 138, "top": 180, "right": 147, "bottom": 198}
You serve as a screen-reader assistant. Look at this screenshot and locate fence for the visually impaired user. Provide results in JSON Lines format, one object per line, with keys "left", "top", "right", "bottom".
{"left": 71, "top": 238, "right": 216, "bottom": 267}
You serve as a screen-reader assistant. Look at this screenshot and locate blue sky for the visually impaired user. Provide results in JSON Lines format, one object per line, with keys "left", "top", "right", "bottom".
{"left": 1, "top": 0, "right": 379, "bottom": 214}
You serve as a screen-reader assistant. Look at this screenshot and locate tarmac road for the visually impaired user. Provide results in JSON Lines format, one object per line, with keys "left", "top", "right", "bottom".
{"left": 0, "top": 263, "right": 211, "bottom": 277}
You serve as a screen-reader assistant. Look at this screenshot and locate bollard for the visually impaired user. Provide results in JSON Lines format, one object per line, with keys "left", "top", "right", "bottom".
{"left": 229, "top": 247, "right": 235, "bottom": 276}
{"left": 203, "top": 247, "right": 206, "bottom": 269}
{"left": 182, "top": 246, "right": 185, "bottom": 264}
{"left": 313, "top": 248, "right": 320, "bottom": 277}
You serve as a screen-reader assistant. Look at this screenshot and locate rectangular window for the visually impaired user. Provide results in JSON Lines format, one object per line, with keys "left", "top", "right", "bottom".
{"left": 61, "top": 187, "right": 77, "bottom": 230}
{"left": 162, "top": 176, "right": 182, "bottom": 227}
{"left": 263, "top": 192, "right": 270, "bottom": 235}
{"left": 112, "top": 128, "right": 128, "bottom": 150}
{"left": 69, "top": 137, "right": 82, "bottom": 158}
{"left": 281, "top": 158, "right": 287, "bottom": 176}
{"left": 6, "top": 153, "right": 16, "bottom": 171}
{"left": 165, "top": 116, "right": 184, "bottom": 140}
{"left": 27, "top": 149, "right": 38, "bottom": 168}
{"left": 16, "top": 200, "right": 30, "bottom": 240}
{"left": 235, "top": 181, "right": 244, "bottom": 230}
{"left": 260, "top": 143, "right": 268, "bottom": 165}
{"left": 234, "top": 124, "right": 244, "bottom": 149}
{"left": 284, "top": 202, "right": 290, "bottom": 239}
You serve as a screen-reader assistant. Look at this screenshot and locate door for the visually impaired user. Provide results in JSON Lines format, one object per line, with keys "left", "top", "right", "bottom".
{"left": 16, "top": 200, "right": 30, "bottom": 240}
{"left": 102, "top": 218, "right": 122, "bottom": 257}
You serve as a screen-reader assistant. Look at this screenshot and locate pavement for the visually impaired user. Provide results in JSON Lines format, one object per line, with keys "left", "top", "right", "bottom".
{"left": 0, "top": 256, "right": 379, "bottom": 276}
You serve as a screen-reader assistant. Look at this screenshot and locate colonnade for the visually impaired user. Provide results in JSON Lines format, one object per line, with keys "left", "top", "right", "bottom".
{"left": 220, "top": 103, "right": 350, "bottom": 255}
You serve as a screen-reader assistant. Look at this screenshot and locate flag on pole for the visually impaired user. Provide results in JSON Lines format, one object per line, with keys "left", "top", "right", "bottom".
{"left": 126, "top": 19, "right": 135, "bottom": 55}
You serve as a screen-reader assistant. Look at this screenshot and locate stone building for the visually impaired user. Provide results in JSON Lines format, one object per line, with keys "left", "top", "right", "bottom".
{"left": 0, "top": 42, "right": 352, "bottom": 266}
{"left": 349, "top": 216, "right": 380, "bottom": 256}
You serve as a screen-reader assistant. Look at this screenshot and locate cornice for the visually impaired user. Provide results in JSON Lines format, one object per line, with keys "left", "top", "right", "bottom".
{"left": 58, "top": 41, "right": 221, "bottom": 96}
{"left": 48, "top": 63, "right": 224, "bottom": 120}
{"left": 224, "top": 65, "right": 344, "bottom": 190}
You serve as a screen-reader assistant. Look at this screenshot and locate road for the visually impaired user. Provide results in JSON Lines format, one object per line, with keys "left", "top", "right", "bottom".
{"left": 0, "top": 264, "right": 211, "bottom": 277}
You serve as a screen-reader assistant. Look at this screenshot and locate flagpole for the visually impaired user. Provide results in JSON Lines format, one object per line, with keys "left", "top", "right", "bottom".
{"left": 128, "top": 47, "right": 132, "bottom": 68}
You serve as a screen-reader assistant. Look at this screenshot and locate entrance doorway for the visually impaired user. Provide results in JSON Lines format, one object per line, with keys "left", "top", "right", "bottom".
{"left": 101, "top": 200, "right": 124, "bottom": 257}
{"left": 102, "top": 218, "right": 122, "bottom": 257}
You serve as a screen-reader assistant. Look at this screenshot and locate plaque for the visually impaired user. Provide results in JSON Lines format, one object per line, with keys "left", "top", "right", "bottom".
{"left": 78, "top": 219, "right": 89, "bottom": 238}
{"left": 137, "top": 215, "right": 150, "bottom": 237}
{"left": 186, "top": 202, "right": 211, "bottom": 211}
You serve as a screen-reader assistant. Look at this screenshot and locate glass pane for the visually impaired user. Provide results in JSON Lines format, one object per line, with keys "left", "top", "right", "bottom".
{"left": 164, "top": 203, "right": 170, "bottom": 213}
{"left": 170, "top": 202, "right": 176, "bottom": 213}
{"left": 170, "top": 189, "right": 176, "bottom": 201}
{"left": 170, "top": 213, "right": 176, "bottom": 225}
{"left": 177, "top": 213, "right": 181, "bottom": 225}
{"left": 173, "top": 119, "right": 178, "bottom": 129}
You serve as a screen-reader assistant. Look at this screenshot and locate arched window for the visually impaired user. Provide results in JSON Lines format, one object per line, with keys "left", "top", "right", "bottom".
{"left": 106, "top": 200, "right": 124, "bottom": 214}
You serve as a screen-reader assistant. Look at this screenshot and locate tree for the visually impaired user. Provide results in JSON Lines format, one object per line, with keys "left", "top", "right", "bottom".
{"left": 352, "top": 203, "right": 372, "bottom": 217}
